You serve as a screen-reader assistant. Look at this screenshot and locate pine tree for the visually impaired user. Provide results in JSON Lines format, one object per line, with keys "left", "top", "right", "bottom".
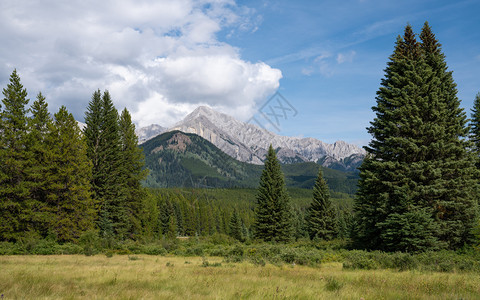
{"left": 418, "top": 22, "right": 478, "bottom": 249}
{"left": 0, "top": 69, "right": 31, "bottom": 241}
{"left": 84, "top": 90, "right": 103, "bottom": 199}
{"left": 306, "top": 169, "right": 336, "bottom": 240}
{"left": 26, "top": 92, "right": 53, "bottom": 236}
{"left": 84, "top": 90, "right": 127, "bottom": 239}
{"left": 45, "top": 106, "right": 96, "bottom": 242}
{"left": 118, "top": 108, "right": 147, "bottom": 238}
{"left": 252, "top": 145, "right": 293, "bottom": 242}
{"left": 471, "top": 92, "right": 480, "bottom": 165}
{"left": 228, "top": 209, "right": 243, "bottom": 241}
{"left": 355, "top": 23, "right": 478, "bottom": 251}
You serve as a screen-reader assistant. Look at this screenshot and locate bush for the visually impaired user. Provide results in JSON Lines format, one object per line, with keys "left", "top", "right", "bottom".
{"left": 142, "top": 244, "right": 167, "bottom": 256}
{"left": 343, "top": 251, "right": 378, "bottom": 270}
{"left": 79, "top": 230, "right": 100, "bottom": 256}
{"left": 248, "top": 255, "right": 266, "bottom": 266}
{"left": 390, "top": 252, "right": 418, "bottom": 271}
{"left": 201, "top": 257, "right": 222, "bottom": 267}
{"left": 325, "top": 276, "right": 344, "bottom": 292}
{"left": 0, "top": 242, "right": 19, "bottom": 255}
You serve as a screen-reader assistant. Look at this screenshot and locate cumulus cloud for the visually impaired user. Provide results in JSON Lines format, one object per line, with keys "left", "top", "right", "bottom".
{"left": 0, "top": 0, "right": 282, "bottom": 127}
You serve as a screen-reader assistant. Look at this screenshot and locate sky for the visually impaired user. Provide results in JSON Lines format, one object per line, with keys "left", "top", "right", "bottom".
{"left": 1, "top": 0, "right": 479, "bottom": 145}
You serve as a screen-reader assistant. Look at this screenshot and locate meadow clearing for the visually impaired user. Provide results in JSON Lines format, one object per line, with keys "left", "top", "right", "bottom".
{"left": 1, "top": 255, "right": 479, "bottom": 299}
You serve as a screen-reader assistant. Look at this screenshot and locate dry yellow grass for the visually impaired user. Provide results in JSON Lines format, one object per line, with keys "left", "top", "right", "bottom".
{"left": 0, "top": 255, "right": 479, "bottom": 299}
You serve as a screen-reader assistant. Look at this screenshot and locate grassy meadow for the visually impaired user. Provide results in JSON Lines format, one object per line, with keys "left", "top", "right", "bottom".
{"left": 1, "top": 254, "right": 479, "bottom": 299}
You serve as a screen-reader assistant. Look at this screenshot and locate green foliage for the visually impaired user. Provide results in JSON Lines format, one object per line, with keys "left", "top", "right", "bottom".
{"left": 325, "top": 277, "right": 344, "bottom": 292}
{"left": 470, "top": 92, "right": 480, "bottom": 166}
{"left": 252, "top": 145, "right": 294, "bottom": 242}
{"left": 228, "top": 209, "right": 244, "bottom": 241}
{"left": 306, "top": 169, "right": 337, "bottom": 240}
{"left": 45, "top": 106, "right": 96, "bottom": 242}
{"left": 142, "top": 130, "right": 262, "bottom": 188}
{"left": 25, "top": 93, "right": 53, "bottom": 236}
{"left": 118, "top": 108, "right": 148, "bottom": 238}
{"left": 0, "top": 69, "right": 31, "bottom": 241}
{"left": 79, "top": 230, "right": 100, "bottom": 256}
{"left": 355, "top": 23, "right": 478, "bottom": 251}
{"left": 84, "top": 91, "right": 147, "bottom": 240}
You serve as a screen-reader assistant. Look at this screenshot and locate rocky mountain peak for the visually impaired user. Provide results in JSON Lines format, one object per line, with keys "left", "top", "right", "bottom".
{"left": 165, "top": 105, "right": 365, "bottom": 171}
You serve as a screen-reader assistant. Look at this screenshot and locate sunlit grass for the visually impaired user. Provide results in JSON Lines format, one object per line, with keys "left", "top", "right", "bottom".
{"left": 0, "top": 255, "right": 479, "bottom": 299}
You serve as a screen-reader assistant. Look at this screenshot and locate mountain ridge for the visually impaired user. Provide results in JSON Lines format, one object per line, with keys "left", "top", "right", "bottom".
{"left": 167, "top": 106, "right": 365, "bottom": 171}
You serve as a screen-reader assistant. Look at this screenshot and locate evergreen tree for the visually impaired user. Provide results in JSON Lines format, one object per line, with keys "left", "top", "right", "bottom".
{"left": 306, "top": 169, "right": 336, "bottom": 240}
{"left": 0, "top": 70, "right": 31, "bottom": 241}
{"left": 84, "top": 90, "right": 103, "bottom": 199}
{"left": 228, "top": 209, "right": 243, "bottom": 241}
{"left": 46, "top": 106, "right": 96, "bottom": 242}
{"left": 252, "top": 145, "right": 293, "bottom": 242}
{"left": 97, "top": 91, "right": 125, "bottom": 237}
{"left": 471, "top": 92, "right": 480, "bottom": 165}
{"left": 418, "top": 22, "right": 478, "bottom": 249}
{"left": 85, "top": 90, "right": 129, "bottom": 239}
{"left": 355, "top": 23, "right": 478, "bottom": 251}
{"left": 118, "top": 108, "right": 147, "bottom": 238}
{"left": 26, "top": 92, "right": 53, "bottom": 236}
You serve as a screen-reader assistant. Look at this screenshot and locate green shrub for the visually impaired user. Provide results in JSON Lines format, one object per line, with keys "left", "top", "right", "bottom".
{"left": 390, "top": 252, "right": 418, "bottom": 271}
{"left": 201, "top": 257, "right": 222, "bottom": 267}
{"left": 0, "top": 242, "right": 19, "bottom": 255}
{"left": 142, "top": 245, "right": 167, "bottom": 255}
{"left": 343, "top": 251, "right": 378, "bottom": 270}
{"left": 249, "top": 255, "right": 266, "bottom": 266}
{"left": 325, "top": 276, "right": 344, "bottom": 292}
{"left": 79, "top": 230, "right": 100, "bottom": 256}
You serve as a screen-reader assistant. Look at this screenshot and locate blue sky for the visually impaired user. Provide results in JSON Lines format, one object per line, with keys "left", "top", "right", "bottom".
{"left": 224, "top": 0, "right": 480, "bottom": 144}
{"left": 1, "top": 0, "right": 479, "bottom": 145}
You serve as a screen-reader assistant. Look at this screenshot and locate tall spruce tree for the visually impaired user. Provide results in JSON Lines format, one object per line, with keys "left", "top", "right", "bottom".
{"left": 228, "top": 209, "right": 244, "bottom": 241}
{"left": 471, "top": 92, "right": 480, "bottom": 166}
{"left": 46, "top": 106, "right": 95, "bottom": 242}
{"left": 26, "top": 92, "right": 53, "bottom": 236}
{"left": 0, "top": 70, "right": 31, "bottom": 241}
{"left": 118, "top": 108, "right": 147, "bottom": 238}
{"left": 252, "top": 145, "right": 293, "bottom": 242}
{"left": 306, "top": 168, "right": 336, "bottom": 240}
{"left": 84, "top": 90, "right": 103, "bottom": 199}
{"left": 418, "top": 22, "right": 478, "bottom": 249}
{"left": 85, "top": 91, "right": 136, "bottom": 239}
{"left": 355, "top": 23, "right": 478, "bottom": 252}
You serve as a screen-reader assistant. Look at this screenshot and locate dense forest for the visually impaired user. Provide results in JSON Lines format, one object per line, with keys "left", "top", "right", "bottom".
{"left": 1, "top": 22, "right": 479, "bottom": 254}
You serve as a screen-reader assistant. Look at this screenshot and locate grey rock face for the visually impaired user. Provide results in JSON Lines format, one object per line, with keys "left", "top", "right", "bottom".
{"left": 136, "top": 124, "right": 166, "bottom": 144}
{"left": 168, "top": 106, "right": 365, "bottom": 169}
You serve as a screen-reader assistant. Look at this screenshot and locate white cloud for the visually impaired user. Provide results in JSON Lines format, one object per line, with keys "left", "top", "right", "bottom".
{"left": 0, "top": 0, "right": 281, "bottom": 127}
{"left": 336, "top": 50, "right": 356, "bottom": 64}
{"left": 301, "top": 67, "right": 314, "bottom": 76}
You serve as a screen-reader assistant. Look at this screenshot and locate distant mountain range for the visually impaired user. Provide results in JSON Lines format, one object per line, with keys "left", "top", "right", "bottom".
{"left": 137, "top": 105, "right": 365, "bottom": 172}
{"left": 141, "top": 130, "right": 359, "bottom": 194}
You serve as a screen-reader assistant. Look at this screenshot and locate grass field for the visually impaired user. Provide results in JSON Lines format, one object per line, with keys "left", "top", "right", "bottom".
{"left": 1, "top": 255, "right": 479, "bottom": 299}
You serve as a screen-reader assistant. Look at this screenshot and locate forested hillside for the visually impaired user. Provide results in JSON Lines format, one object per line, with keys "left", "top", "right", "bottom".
{"left": 141, "top": 131, "right": 359, "bottom": 194}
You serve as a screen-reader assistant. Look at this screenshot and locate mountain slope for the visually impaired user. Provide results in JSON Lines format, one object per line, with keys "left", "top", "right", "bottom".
{"left": 168, "top": 106, "right": 365, "bottom": 171}
{"left": 141, "top": 131, "right": 359, "bottom": 194}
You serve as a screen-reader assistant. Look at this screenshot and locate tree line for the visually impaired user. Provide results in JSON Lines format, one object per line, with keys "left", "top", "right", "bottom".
{"left": 0, "top": 70, "right": 146, "bottom": 242}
